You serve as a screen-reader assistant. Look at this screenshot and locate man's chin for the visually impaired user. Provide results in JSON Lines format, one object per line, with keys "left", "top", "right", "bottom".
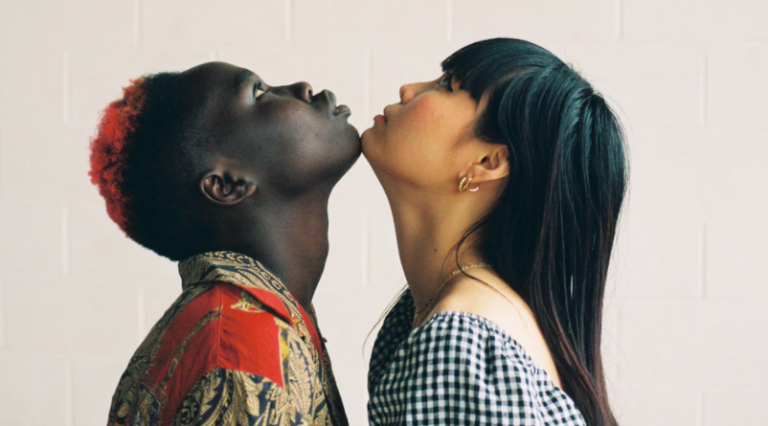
{"left": 321, "top": 135, "right": 362, "bottom": 187}
{"left": 339, "top": 138, "right": 363, "bottom": 177}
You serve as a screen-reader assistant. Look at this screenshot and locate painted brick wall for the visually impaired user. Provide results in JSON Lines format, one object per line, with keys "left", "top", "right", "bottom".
{"left": 1, "top": 1, "right": 766, "bottom": 425}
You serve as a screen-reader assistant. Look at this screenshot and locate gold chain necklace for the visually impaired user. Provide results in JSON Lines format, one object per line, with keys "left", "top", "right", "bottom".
{"left": 412, "top": 262, "right": 492, "bottom": 327}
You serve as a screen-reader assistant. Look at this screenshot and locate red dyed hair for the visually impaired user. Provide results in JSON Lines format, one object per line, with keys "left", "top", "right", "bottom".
{"left": 88, "top": 78, "right": 147, "bottom": 238}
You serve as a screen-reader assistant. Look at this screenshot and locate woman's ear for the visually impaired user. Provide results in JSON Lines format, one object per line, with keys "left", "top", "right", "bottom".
{"left": 469, "top": 144, "right": 510, "bottom": 184}
{"left": 200, "top": 160, "right": 258, "bottom": 205}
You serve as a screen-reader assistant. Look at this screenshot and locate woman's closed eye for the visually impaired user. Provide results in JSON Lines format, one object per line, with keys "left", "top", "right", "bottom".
{"left": 253, "top": 81, "right": 267, "bottom": 99}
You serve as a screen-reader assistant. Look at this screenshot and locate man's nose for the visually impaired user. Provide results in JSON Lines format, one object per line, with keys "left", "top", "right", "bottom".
{"left": 284, "top": 81, "right": 313, "bottom": 103}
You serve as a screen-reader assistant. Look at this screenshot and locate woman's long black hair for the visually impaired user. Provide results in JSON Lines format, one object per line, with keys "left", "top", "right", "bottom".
{"left": 445, "top": 38, "right": 627, "bottom": 426}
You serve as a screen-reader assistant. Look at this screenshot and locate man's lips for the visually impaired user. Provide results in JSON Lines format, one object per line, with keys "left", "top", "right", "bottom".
{"left": 312, "top": 89, "right": 351, "bottom": 117}
{"left": 334, "top": 105, "right": 351, "bottom": 116}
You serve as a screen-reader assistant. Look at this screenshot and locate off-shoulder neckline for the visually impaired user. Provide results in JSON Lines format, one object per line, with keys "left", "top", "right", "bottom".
{"left": 414, "top": 310, "right": 566, "bottom": 392}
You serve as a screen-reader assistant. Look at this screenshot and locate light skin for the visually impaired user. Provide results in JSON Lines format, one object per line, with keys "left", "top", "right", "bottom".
{"left": 361, "top": 72, "right": 561, "bottom": 387}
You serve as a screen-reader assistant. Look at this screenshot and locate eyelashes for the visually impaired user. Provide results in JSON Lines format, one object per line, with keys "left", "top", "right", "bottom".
{"left": 438, "top": 74, "right": 454, "bottom": 92}
{"left": 253, "top": 81, "right": 267, "bottom": 99}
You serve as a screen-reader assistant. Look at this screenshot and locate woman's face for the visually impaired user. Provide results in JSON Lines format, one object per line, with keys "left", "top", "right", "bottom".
{"left": 361, "top": 73, "right": 486, "bottom": 192}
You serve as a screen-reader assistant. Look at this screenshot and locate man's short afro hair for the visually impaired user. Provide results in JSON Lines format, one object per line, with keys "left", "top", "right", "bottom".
{"left": 89, "top": 78, "right": 146, "bottom": 235}
{"left": 89, "top": 72, "right": 212, "bottom": 261}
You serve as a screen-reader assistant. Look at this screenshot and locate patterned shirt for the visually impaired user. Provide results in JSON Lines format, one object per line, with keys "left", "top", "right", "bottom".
{"left": 368, "top": 290, "right": 586, "bottom": 426}
{"left": 107, "top": 251, "right": 348, "bottom": 426}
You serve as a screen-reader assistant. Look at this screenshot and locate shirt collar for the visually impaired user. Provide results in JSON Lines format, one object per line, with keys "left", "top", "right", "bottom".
{"left": 178, "top": 251, "right": 305, "bottom": 321}
{"left": 179, "top": 251, "right": 274, "bottom": 290}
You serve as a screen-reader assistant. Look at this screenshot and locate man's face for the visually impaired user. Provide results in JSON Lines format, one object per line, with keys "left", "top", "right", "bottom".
{"left": 183, "top": 62, "right": 361, "bottom": 195}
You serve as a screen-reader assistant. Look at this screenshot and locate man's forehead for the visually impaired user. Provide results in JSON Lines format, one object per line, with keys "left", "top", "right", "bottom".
{"left": 182, "top": 62, "right": 249, "bottom": 87}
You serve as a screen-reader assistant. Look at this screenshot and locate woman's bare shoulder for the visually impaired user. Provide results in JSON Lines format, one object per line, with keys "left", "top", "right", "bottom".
{"left": 432, "top": 271, "right": 562, "bottom": 386}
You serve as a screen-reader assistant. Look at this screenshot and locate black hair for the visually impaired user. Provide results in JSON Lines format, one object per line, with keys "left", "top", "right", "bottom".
{"left": 117, "top": 72, "right": 213, "bottom": 260}
{"left": 444, "top": 38, "right": 627, "bottom": 426}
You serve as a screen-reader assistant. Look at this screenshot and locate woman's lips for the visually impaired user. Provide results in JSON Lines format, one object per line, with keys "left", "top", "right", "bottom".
{"left": 374, "top": 106, "right": 389, "bottom": 124}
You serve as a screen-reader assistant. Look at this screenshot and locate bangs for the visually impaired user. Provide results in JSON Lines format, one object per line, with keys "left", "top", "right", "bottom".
{"left": 441, "top": 38, "right": 563, "bottom": 102}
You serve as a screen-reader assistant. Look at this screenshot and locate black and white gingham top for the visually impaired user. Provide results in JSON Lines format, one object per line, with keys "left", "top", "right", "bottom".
{"left": 368, "top": 290, "right": 586, "bottom": 426}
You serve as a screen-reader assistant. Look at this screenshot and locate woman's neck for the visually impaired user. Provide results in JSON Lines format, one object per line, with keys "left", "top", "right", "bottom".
{"left": 385, "top": 184, "right": 492, "bottom": 312}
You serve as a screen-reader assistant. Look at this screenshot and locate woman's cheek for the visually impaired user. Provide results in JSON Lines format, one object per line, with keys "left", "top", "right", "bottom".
{"left": 394, "top": 97, "right": 441, "bottom": 143}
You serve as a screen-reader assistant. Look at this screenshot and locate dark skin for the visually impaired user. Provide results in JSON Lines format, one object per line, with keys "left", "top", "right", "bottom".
{"left": 179, "top": 62, "right": 360, "bottom": 312}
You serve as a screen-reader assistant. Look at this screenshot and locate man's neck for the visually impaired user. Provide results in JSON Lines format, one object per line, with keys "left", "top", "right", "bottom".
{"left": 219, "top": 192, "right": 331, "bottom": 314}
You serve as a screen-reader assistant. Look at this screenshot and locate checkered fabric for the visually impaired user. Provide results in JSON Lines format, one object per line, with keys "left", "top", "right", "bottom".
{"left": 368, "top": 290, "right": 586, "bottom": 426}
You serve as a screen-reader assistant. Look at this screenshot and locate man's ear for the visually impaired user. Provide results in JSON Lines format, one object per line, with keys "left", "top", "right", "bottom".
{"left": 200, "top": 159, "right": 258, "bottom": 206}
{"left": 468, "top": 144, "right": 510, "bottom": 184}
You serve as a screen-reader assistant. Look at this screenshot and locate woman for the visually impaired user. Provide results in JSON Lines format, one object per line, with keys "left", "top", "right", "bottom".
{"left": 362, "top": 38, "right": 627, "bottom": 426}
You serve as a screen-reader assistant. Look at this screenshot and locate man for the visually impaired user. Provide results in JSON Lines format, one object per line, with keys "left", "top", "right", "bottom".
{"left": 89, "top": 62, "right": 359, "bottom": 425}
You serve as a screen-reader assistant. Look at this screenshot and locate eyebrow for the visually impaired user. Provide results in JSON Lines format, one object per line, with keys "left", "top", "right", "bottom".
{"left": 234, "top": 69, "right": 255, "bottom": 91}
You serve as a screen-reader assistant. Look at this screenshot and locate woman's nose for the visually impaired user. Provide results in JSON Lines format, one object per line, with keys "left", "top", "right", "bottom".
{"left": 399, "top": 83, "right": 418, "bottom": 104}
{"left": 286, "top": 81, "right": 313, "bottom": 103}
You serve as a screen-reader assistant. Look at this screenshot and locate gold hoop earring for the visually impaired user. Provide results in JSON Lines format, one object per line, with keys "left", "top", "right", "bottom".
{"left": 458, "top": 176, "right": 471, "bottom": 192}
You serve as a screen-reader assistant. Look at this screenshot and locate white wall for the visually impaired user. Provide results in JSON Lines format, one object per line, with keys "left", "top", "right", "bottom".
{"left": 1, "top": 1, "right": 767, "bottom": 425}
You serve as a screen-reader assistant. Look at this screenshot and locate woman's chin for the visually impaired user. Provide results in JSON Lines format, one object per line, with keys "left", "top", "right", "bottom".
{"left": 360, "top": 128, "right": 376, "bottom": 156}
{"left": 360, "top": 125, "right": 375, "bottom": 140}
{"left": 359, "top": 136, "right": 384, "bottom": 179}
{"left": 360, "top": 144, "right": 374, "bottom": 164}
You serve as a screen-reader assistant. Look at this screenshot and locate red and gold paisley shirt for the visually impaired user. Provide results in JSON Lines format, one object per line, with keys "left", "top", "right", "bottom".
{"left": 107, "top": 251, "right": 348, "bottom": 426}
